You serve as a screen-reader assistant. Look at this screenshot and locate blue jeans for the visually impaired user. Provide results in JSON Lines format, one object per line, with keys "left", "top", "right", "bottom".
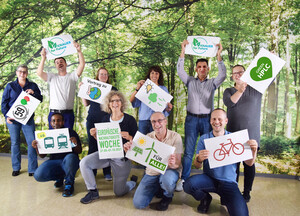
{"left": 138, "top": 120, "right": 153, "bottom": 135}
{"left": 182, "top": 115, "right": 211, "bottom": 180}
{"left": 133, "top": 169, "right": 179, "bottom": 209}
{"left": 6, "top": 118, "right": 37, "bottom": 173}
{"left": 34, "top": 153, "right": 80, "bottom": 185}
{"left": 48, "top": 111, "right": 75, "bottom": 130}
{"left": 183, "top": 174, "right": 249, "bottom": 216}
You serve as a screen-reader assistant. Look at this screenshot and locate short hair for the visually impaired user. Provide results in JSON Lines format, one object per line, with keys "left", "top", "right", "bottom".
{"left": 196, "top": 58, "right": 209, "bottom": 66}
{"left": 211, "top": 108, "right": 227, "bottom": 118}
{"left": 150, "top": 112, "right": 166, "bottom": 119}
{"left": 51, "top": 112, "right": 64, "bottom": 121}
{"left": 54, "top": 57, "right": 67, "bottom": 64}
{"left": 145, "top": 66, "right": 164, "bottom": 86}
{"left": 16, "top": 64, "right": 28, "bottom": 73}
{"left": 96, "top": 67, "right": 110, "bottom": 84}
{"left": 102, "top": 91, "right": 128, "bottom": 114}
{"left": 232, "top": 64, "right": 245, "bottom": 72}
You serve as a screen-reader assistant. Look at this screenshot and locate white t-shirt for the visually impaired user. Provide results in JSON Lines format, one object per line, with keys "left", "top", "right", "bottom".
{"left": 47, "top": 72, "right": 78, "bottom": 110}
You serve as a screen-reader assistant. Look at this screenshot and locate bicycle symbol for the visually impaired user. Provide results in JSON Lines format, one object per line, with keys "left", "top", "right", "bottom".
{"left": 213, "top": 138, "right": 244, "bottom": 161}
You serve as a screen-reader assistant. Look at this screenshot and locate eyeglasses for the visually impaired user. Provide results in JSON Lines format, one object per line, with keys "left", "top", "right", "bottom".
{"left": 99, "top": 73, "right": 108, "bottom": 76}
{"left": 109, "top": 99, "right": 122, "bottom": 103}
{"left": 232, "top": 71, "right": 244, "bottom": 76}
{"left": 151, "top": 118, "right": 165, "bottom": 124}
{"left": 17, "top": 70, "right": 27, "bottom": 74}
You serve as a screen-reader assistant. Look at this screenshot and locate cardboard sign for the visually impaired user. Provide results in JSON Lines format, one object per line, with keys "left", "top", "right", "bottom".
{"left": 95, "top": 122, "right": 124, "bottom": 159}
{"left": 204, "top": 130, "right": 253, "bottom": 169}
{"left": 240, "top": 48, "right": 286, "bottom": 94}
{"left": 78, "top": 77, "right": 112, "bottom": 104}
{"left": 185, "top": 36, "right": 221, "bottom": 57}
{"left": 7, "top": 91, "right": 41, "bottom": 125}
{"left": 135, "top": 79, "right": 173, "bottom": 112}
{"left": 35, "top": 128, "right": 72, "bottom": 154}
{"left": 126, "top": 131, "right": 175, "bottom": 174}
{"left": 42, "top": 34, "right": 77, "bottom": 60}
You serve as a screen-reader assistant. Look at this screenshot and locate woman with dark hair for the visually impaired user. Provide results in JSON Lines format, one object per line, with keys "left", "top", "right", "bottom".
{"left": 130, "top": 66, "right": 172, "bottom": 135}
{"left": 80, "top": 91, "right": 138, "bottom": 204}
{"left": 1, "top": 65, "right": 43, "bottom": 176}
{"left": 80, "top": 67, "right": 117, "bottom": 181}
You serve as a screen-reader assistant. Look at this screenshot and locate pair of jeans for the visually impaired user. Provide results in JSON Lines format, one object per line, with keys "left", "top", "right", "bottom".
{"left": 80, "top": 152, "right": 135, "bottom": 196}
{"left": 6, "top": 117, "right": 37, "bottom": 173}
{"left": 138, "top": 120, "right": 153, "bottom": 135}
{"left": 34, "top": 153, "right": 80, "bottom": 185}
{"left": 133, "top": 169, "right": 179, "bottom": 209}
{"left": 181, "top": 114, "right": 211, "bottom": 180}
{"left": 48, "top": 111, "right": 75, "bottom": 130}
{"left": 183, "top": 173, "right": 249, "bottom": 216}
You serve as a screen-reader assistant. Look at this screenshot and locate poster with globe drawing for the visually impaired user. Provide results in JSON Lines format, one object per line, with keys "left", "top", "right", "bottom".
{"left": 185, "top": 36, "right": 221, "bottom": 57}
{"left": 126, "top": 131, "right": 175, "bottom": 175}
{"left": 135, "top": 79, "right": 173, "bottom": 112}
{"left": 6, "top": 91, "right": 41, "bottom": 125}
{"left": 78, "top": 77, "right": 112, "bottom": 104}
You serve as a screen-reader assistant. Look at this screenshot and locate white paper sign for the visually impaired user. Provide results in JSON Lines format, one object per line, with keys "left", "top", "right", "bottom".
{"left": 42, "top": 34, "right": 77, "bottom": 60}
{"left": 204, "top": 130, "right": 253, "bottom": 169}
{"left": 240, "top": 48, "right": 286, "bottom": 94}
{"left": 135, "top": 79, "right": 173, "bottom": 112}
{"left": 7, "top": 91, "right": 41, "bottom": 125}
{"left": 185, "top": 36, "right": 221, "bottom": 57}
{"left": 78, "top": 77, "right": 112, "bottom": 104}
{"left": 35, "top": 128, "right": 72, "bottom": 154}
{"left": 95, "top": 122, "right": 124, "bottom": 159}
{"left": 126, "top": 131, "right": 175, "bottom": 174}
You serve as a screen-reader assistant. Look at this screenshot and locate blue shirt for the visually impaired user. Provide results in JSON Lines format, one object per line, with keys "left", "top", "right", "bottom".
{"left": 1, "top": 78, "right": 43, "bottom": 118}
{"left": 197, "top": 130, "right": 237, "bottom": 183}
{"left": 131, "top": 85, "right": 170, "bottom": 120}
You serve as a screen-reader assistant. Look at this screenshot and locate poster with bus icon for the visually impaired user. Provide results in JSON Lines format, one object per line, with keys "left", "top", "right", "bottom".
{"left": 204, "top": 129, "right": 253, "bottom": 169}
{"left": 35, "top": 128, "right": 72, "bottom": 154}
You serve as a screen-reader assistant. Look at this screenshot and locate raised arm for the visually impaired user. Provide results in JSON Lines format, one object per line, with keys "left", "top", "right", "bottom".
{"left": 129, "top": 80, "right": 145, "bottom": 103}
{"left": 213, "top": 43, "right": 226, "bottom": 88}
{"left": 74, "top": 41, "right": 85, "bottom": 77}
{"left": 230, "top": 81, "right": 247, "bottom": 103}
{"left": 37, "top": 48, "right": 48, "bottom": 81}
{"left": 177, "top": 40, "right": 190, "bottom": 85}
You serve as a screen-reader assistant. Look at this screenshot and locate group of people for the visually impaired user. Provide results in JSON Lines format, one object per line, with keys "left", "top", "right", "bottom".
{"left": 1, "top": 40, "right": 262, "bottom": 215}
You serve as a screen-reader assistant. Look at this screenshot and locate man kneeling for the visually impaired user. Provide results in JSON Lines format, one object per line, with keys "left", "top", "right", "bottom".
{"left": 183, "top": 108, "right": 258, "bottom": 216}
{"left": 32, "top": 113, "right": 82, "bottom": 197}
{"left": 124, "top": 112, "right": 183, "bottom": 211}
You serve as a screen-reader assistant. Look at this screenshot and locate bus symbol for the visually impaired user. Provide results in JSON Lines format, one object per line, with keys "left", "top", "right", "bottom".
{"left": 57, "top": 134, "right": 68, "bottom": 149}
{"left": 44, "top": 137, "right": 54, "bottom": 149}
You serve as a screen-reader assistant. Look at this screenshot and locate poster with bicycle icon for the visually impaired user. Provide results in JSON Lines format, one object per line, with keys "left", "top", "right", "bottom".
{"left": 204, "top": 129, "right": 253, "bottom": 169}
{"left": 6, "top": 91, "right": 41, "bottom": 125}
{"left": 34, "top": 128, "right": 72, "bottom": 154}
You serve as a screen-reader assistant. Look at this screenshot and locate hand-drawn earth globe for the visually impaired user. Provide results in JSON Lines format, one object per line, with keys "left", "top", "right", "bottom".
{"left": 89, "top": 87, "right": 101, "bottom": 100}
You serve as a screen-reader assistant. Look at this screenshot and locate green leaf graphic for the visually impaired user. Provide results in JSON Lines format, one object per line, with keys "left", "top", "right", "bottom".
{"left": 48, "top": 41, "right": 56, "bottom": 49}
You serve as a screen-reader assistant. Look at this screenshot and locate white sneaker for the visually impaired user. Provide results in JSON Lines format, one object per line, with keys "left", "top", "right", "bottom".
{"left": 175, "top": 179, "right": 184, "bottom": 192}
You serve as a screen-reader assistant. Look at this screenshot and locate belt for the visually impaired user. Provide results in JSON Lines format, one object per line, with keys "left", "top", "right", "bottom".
{"left": 187, "top": 111, "right": 210, "bottom": 118}
{"left": 50, "top": 109, "right": 73, "bottom": 114}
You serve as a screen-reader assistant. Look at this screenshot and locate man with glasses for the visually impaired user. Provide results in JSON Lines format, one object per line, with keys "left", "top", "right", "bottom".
{"left": 125, "top": 112, "right": 183, "bottom": 211}
{"left": 223, "top": 64, "right": 262, "bottom": 202}
{"left": 37, "top": 41, "right": 85, "bottom": 129}
{"left": 176, "top": 40, "right": 226, "bottom": 191}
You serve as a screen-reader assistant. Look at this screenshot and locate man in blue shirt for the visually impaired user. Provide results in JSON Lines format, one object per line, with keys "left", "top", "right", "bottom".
{"left": 183, "top": 108, "right": 258, "bottom": 216}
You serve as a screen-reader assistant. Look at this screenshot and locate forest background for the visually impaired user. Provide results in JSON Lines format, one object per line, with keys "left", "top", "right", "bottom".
{"left": 0, "top": 0, "right": 299, "bottom": 177}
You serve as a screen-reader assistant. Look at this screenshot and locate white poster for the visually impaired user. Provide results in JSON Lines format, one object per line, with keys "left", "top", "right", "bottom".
{"left": 204, "top": 130, "right": 253, "bottom": 169}
{"left": 240, "top": 48, "right": 286, "bottom": 94}
{"left": 135, "top": 79, "right": 173, "bottom": 112}
{"left": 78, "top": 77, "right": 112, "bottom": 104}
{"left": 95, "top": 122, "right": 124, "bottom": 159}
{"left": 185, "top": 36, "right": 221, "bottom": 57}
{"left": 7, "top": 91, "right": 41, "bottom": 125}
{"left": 126, "top": 131, "right": 175, "bottom": 175}
{"left": 35, "top": 128, "right": 72, "bottom": 154}
{"left": 41, "top": 34, "right": 77, "bottom": 60}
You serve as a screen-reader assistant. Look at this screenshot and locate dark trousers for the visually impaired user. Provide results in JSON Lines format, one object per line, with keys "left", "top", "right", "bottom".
{"left": 236, "top": 162, "right": 255, "bottom": 192}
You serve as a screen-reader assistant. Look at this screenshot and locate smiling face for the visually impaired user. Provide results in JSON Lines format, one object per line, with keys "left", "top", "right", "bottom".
{"left": 54, "top": 58, "right": 67, "bottom": 72}
{"left": 109, "top": 95, "right": 122, "bottom": 114}
{"left": 149, "top": 70, "right": 160, "bottom": 85}
{"left": 50, "top": 114, "right": 64, "bottom": 129}
{"left": 97, "top": 69, "right": 109, "bottom": 83}
{"left": 150, "top": 112, "right": 167, "bottom": 135}
{"left": 210, "top": 109, "right": 228, "bottom": 135}
{"left": 16, "top": 67, "right": 28, "bottom": 81}
{"left": 232, "top": 65, "right": 245, "bottom": 83}
{"left": 195, "top": 61, "right": 209, "bottom": 81}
